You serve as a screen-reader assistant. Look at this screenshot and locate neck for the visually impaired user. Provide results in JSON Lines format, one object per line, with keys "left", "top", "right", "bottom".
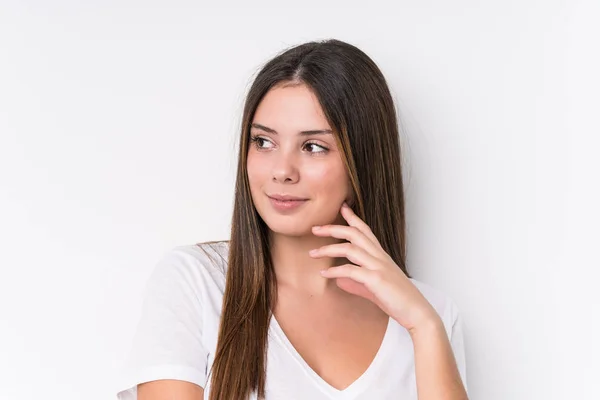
{"left": 269, "top": 220, "right": 349, "bottom": 296}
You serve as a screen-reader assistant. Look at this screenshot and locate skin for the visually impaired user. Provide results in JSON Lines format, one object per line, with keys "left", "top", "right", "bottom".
{"left": 139, "top": 83, "right": 468, "bottom": 399}
{"left": 247, "top": 83, "right": 354, "bottom": 293}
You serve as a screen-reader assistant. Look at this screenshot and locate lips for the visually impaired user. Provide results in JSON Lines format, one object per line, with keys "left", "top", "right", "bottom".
{"left": 267, "top": 194, "right": 308, "bottom": 212}
{"left": 267, "top": 194, "right": 308, "bottom": 201}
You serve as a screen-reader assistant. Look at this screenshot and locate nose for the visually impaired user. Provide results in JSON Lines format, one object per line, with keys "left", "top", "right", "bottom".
{"left": 271, "top": 150, "right": 299, "bottom": 184}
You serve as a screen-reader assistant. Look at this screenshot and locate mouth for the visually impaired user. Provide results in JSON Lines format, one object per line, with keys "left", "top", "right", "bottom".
{"left": 267, "top": 193, "right": 308, "bottom": 201}
{"left": 267, "top": 194, "right": 308, "bottom": 212}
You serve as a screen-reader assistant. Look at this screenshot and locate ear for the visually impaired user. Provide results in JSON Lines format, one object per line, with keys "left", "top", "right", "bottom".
{"left": 345, "top": 178, "right": 356, "bottom": 208}
{"left": 345, "top": 194, "right": 356, "bottom": 208}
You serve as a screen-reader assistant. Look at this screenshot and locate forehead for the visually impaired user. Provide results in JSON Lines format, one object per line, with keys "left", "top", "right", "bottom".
{"left": 252, "top": 84, "right": 331, "bottom": 132}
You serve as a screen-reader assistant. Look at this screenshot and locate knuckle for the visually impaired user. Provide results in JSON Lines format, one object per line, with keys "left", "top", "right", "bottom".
{"left": 341, "top": 264, "right": 353, "bottom": 274}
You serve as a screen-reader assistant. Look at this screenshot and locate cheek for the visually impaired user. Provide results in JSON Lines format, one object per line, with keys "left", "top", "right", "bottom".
{"left": 305, "top": 161, "right": 349, "bottom": 196}
{"left": 246, "top": 153, "right": 265, "bottom": 188}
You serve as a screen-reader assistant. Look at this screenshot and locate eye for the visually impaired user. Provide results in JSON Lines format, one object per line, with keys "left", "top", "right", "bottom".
{"left": 303, "top": 141, "right": 329, "bottom": 154}
{"left": 249, "top": 135, "right": 274, "bottom": 150}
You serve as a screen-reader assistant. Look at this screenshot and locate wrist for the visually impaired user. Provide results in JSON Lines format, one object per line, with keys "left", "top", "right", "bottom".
{"left": 408, "top": 311, "right": 444, "bottom": 337}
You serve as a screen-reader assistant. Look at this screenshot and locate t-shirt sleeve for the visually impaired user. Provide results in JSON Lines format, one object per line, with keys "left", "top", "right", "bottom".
{"left": 448, "top": 300, "right": 469, "bottom": 395}
{"left": 116, "top": 249, "right": 210, "bottom": 400}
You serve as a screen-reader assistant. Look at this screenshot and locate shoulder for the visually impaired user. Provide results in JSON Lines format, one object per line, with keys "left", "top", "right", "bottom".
{"left": 146, "top": 241, "right": 230, "bottom": 297}
{"left": 408, "top": 277, "right": 461, "bottom": 335}
{"left": 116, "top": 241, "right": 230, "bottom": 398}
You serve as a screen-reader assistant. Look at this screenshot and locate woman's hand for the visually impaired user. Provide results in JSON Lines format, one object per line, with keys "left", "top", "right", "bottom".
{"left": 310, "top": 202, "right": 440, "bottom": 333}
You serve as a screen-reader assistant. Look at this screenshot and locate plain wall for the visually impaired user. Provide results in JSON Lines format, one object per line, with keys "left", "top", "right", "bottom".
{"left": 1, "top": 1, "right": 598, "bottom": 399}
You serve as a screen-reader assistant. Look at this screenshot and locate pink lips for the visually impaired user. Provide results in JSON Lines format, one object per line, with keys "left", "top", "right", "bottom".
{"left": 267, "top": 194, "right": 308, "bottom": 212}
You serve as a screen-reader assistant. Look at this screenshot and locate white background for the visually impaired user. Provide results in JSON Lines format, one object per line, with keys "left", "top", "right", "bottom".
{"left": 1, "top": 1, "right": 598, "bottom": 399}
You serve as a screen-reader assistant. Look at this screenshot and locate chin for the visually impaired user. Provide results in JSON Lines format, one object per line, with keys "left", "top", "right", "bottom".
{"left": 263, "top": 217, "right": 312, "bottom": 237}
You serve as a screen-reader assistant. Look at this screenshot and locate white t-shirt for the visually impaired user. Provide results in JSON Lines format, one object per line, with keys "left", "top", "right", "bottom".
{"left": 116, "top": 242, "right": 468, "bottom": 399}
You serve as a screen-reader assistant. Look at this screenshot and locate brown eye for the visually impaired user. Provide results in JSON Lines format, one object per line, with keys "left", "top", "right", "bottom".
{"left": 250, "top": 135, "right": 273, "bottom": 149}
{"left": 304, "top": 142, "right": 328, "bottom": 154}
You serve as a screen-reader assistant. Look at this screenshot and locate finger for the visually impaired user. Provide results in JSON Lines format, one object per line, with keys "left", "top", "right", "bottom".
{"left": 340, "top": 203, "right": 383, "bottom": 248}
{"left": 310, "top": 242, "right": 380, "bottom": 270}
{"left": 312, "top": 224, "right": 383, "bottom": 260}
{"left": 335, "top": 277, "right": 378, "bottom": 303}
{"left": 335, "top": 278, "right": 385, "bottom": 310}
{"left": 320, "top": 263, "right": 382, "bottom": 289}
{"left": 320, "top": 263, "right": 367, "bottom": 281}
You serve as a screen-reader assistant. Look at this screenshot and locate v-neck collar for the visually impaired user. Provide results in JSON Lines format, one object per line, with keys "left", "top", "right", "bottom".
{"left": 269, "top": 314, "right": 394, "bottom": 399}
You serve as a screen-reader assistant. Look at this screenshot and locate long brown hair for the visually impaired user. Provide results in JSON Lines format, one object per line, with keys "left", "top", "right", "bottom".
{"left": 208, "top": 38, "right": 410, "bottom": 399}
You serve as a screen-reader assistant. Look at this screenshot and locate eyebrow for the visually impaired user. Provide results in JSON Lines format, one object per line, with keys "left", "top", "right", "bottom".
{"left": 251, "top": 123, "right": 333, "bottom": 136}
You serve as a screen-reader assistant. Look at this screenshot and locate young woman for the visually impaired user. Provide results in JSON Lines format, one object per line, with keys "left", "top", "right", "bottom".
{"left": 117, "top": 39, "right": 469, "bottom": 400}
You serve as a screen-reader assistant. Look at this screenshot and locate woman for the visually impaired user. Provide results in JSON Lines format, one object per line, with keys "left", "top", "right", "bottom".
{"left": 117, "top": 39, "right": 469, "bottom": 400}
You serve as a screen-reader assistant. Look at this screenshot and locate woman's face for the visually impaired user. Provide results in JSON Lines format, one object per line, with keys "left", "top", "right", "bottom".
{"left": 247, "top": 83, "right": 351, "bottom": 237}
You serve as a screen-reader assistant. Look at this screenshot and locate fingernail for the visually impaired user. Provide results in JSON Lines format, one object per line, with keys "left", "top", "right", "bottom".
{"left": 312, "top": 225, "right": 321, "bottom": 230}
{"left": 309, "top": 249, "right": 319, "bottom": 256}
